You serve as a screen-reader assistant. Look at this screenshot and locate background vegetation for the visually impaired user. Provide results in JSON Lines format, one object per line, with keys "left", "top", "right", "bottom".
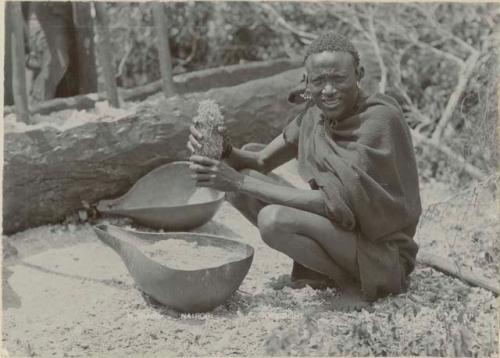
{"left": 4, "top": 3, "right": 498, "bottom": 356}
{"left": 23, "top": 2, "right": 497, "bottom": 188}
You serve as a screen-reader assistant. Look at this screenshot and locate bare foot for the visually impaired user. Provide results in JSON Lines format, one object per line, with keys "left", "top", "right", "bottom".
{"left": 291, "top": 261, "right": 333, "bottom": 283}
{"left": 269, "top": 274, "right": 336, "bottom": 291}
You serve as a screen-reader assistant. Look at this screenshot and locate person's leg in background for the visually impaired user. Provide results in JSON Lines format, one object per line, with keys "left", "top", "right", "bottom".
{"left": 30, "top": 3, "right": 71, "bottom": 101}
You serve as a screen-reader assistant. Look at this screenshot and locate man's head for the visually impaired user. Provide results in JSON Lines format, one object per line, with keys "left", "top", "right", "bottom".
{"left": 304, "top": 32, "right": 364, "bottom": 120}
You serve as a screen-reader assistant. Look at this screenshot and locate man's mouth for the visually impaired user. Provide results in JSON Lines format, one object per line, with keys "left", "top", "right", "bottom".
{"left": 321, "top": 97, "right": 341, "bottom": 107}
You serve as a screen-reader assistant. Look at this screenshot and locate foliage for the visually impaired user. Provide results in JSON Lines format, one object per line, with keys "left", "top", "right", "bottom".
{"left": 104, "top": 2, "right": 294, "bottom": 86}
{"left": 23, "top": 2, "right": 497, "bottom": 187}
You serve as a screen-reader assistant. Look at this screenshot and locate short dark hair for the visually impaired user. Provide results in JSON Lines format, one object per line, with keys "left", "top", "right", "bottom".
{"left": 304, "top": 32, "right": 360, "bottom": 67}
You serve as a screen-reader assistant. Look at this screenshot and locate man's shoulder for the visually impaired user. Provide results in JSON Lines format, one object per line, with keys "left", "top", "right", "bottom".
{"left": 359, "top": 92, "right": 405, "bottom": 128}
{"left": 362, "top": 92, "right": 403, "bottom": 117}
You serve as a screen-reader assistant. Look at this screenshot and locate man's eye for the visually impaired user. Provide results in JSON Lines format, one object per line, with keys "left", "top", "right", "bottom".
{"left": 312, "top": 78, "right": 325, "bottom": 86}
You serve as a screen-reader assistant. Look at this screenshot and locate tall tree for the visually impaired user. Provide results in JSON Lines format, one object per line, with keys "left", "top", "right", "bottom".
{"left": 94, "top": 1, "right": 119, "bottom": 107}
{"left": 7, "top": 2, "right": 30, "bottom": 123}
{"left": 153, "top": 3, "right": 175, "bottom": 97}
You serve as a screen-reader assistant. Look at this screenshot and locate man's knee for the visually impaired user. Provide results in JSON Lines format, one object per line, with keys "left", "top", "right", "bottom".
{"left": 241, "top": 143, "right": 266, "bottom": 152}
{"left": 257, "top": 205, "right": 291, "bottom": 247}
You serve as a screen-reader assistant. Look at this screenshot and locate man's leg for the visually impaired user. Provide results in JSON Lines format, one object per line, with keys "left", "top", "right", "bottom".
{"left": 226, "top": 168, "right": 359, "bottom": 288}
{"left": 257, "top": 204, "right": 359, "bottom": 288}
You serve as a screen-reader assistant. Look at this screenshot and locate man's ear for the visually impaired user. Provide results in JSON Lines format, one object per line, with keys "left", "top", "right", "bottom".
{"left": 302, "top": 72, "right": 308, "bottom": 84}
{"left": 356, "top": 66, "right": 365, "bottom": 81}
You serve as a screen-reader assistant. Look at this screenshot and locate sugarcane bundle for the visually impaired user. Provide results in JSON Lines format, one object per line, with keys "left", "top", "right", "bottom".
{"left": 192, "top": 99, "right": 224, "bottom": 159}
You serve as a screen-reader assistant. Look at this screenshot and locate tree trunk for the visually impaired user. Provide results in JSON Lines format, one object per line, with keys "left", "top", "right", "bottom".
{"left": 3, "top": 68, "right": 304, "bottom": 234}
{"left": 4, "top": 3, "right": 14, "bottom": 106}
{"left": 8, "top": 2, "right": 30, "bottom": 124}
{"left": 72, "top": 2, "right": 98, "bottom": 94}
{"left": 153, "top": 3, "right": 175, "bottom": 97}
{"left": 153, "top": 2, "right": 175, "bottom": 98}
{"left": 94, "top": 2, "right": 119, "bottom": 107}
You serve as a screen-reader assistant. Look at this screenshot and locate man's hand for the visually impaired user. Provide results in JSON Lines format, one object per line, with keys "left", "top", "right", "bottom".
{"left": 186, "top": 124, "right": 229, "bottom": 156}
{"left": 187, "top": 125, "right": 202, "bottom": 154}
{"left": 189, "top": 155, "right": 244, "bottom": 192}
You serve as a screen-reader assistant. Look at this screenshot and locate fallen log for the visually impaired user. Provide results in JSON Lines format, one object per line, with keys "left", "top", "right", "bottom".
{"left": 3, "top": 68, "right": 304, "bottom": 234}
{"left": 418, "top": 253, "right": 499, "bottom": 295}
{"left": 3, "top": 58, "right": 301, "bottom": 116}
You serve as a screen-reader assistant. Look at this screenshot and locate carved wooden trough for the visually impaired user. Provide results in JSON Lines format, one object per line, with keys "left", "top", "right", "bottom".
{"left": 96, "top": 161, "right": 225, "bottom": 230}
{"left": 93, "top": 224, "right": 254, "bottom": 312}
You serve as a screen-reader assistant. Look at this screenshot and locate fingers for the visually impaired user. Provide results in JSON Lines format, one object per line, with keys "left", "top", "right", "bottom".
{"left": 190, "top": 155, "right": 218, "bottom": 166}
{"left": 190, "top": 173, "right": 215, "bottom": 181}
{"left": 189, "top": 163, "right": 212, "bottom": 173}
{"left": 188, "top": 134, "right": 202, "bottom": 150}
{"left": 187, "top": 141, "right": 195, "bottom": 154}
{"left": 190, "top": 125, "right": 203, "bottom": 140}
{"left": 194, "top": 181, "right": 211, "bottom": 188}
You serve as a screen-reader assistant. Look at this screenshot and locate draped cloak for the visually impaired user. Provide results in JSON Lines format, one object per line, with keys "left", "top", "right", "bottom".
{"left": 283, "top": 92, "right": 422, "bottom": 301}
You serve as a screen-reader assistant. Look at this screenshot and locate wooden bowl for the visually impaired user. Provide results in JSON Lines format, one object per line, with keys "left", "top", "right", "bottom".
{"left": 97, "top": 161, "right": 224, "bottom": 230}
{"left": 93, "top": 224, "right": 254, "bottom": 312}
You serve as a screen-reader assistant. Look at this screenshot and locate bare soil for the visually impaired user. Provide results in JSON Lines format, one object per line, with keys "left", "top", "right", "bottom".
{"left": 2, "top": 164, "right": 498, "bottom": 357}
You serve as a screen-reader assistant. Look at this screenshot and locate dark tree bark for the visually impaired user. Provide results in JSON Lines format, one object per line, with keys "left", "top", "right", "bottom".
{"left": 7, "top": 2, "right": 30, "bottom": 123}
{"left": 71, "top": 2, "right": 98, "bottom": 95}
{"left": 94, "top": 2, "right": 119, "bottom": 107}
{"left": 3, "top": 69, "right": 304, "bottom": 234}
{"left": 153, "top": 3, "right": 175, "bottom": 97}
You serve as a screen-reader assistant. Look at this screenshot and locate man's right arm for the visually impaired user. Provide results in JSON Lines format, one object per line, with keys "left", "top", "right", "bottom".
{"left": 224, "top": 134, "right": 297, "bottom": 174}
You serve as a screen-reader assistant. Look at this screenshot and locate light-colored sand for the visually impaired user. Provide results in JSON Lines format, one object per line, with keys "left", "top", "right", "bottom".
{"left": 2, "top": 163, "right": 498, "bottom": 357}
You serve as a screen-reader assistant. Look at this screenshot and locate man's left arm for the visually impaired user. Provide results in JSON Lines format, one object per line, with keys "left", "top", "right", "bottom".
{"left": 239, "top": 174, "right": 325, "bottom": 216}
{"left": 189, "top": 155, "right": 326, "bottom": 217}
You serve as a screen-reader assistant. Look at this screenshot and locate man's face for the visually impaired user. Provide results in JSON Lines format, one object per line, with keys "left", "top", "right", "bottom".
{"left": 305, "top": 51, "right": 360, "bottom": 120}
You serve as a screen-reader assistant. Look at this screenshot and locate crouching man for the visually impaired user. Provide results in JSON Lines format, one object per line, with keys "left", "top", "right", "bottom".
{"left": 187, "top": 32, "right": 421, "bottom": 302}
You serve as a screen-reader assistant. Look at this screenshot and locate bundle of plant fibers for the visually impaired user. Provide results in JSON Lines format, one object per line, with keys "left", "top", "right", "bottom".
{"left": 192, "top": 99, "right": 224, "bottom": 159}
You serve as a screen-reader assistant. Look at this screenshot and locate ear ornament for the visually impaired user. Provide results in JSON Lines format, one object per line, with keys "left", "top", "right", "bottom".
{"left": 302, "top": 87, "right": 312, "bottom": 101}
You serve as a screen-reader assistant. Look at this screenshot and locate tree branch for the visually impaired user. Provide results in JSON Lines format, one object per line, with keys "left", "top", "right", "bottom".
{"left": 391, "top": 44, "right": 430, "bottom": 124}
{"left": 418, "top": 253, "right": 499, "bottom": 295}
{"left": 412, "top": 40, "right": 465, "bottom": 67}
{"left": 175, "top": 35, "right": 198, "bottom": 66}
{"left": 366, "top": 8, "right": 387, "bottom": 94}
{"left": 408, "top": 3, "right": 479, "bottom": 55}
{"left": 411, "top": 129, "right": 488, "bottom": 181}
{"left": 431, "top": 51, "right": 481, "bottom": 142}
{"left": 116, "top": 41, "right": 133, "bottom": 80}
{"left": 258, "top": 3, "right": 316, "bottom": 44}
{"left": 315, "top": 4, "right": 364, "bottom": 34}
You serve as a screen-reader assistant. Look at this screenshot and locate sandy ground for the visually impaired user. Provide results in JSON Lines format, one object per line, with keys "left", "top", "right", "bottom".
{"left": 2, "top": 163, "right": 498, "bottom": 357}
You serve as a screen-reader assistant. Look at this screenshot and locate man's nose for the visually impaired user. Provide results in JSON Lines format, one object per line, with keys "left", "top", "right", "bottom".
{"left": 322, "top": 83, "right": 337, "bottom": 96}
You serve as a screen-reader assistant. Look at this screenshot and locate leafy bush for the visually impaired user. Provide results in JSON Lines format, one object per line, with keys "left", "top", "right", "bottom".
{"left": 23, "top": 2, "right": 497, "bottom": 187}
